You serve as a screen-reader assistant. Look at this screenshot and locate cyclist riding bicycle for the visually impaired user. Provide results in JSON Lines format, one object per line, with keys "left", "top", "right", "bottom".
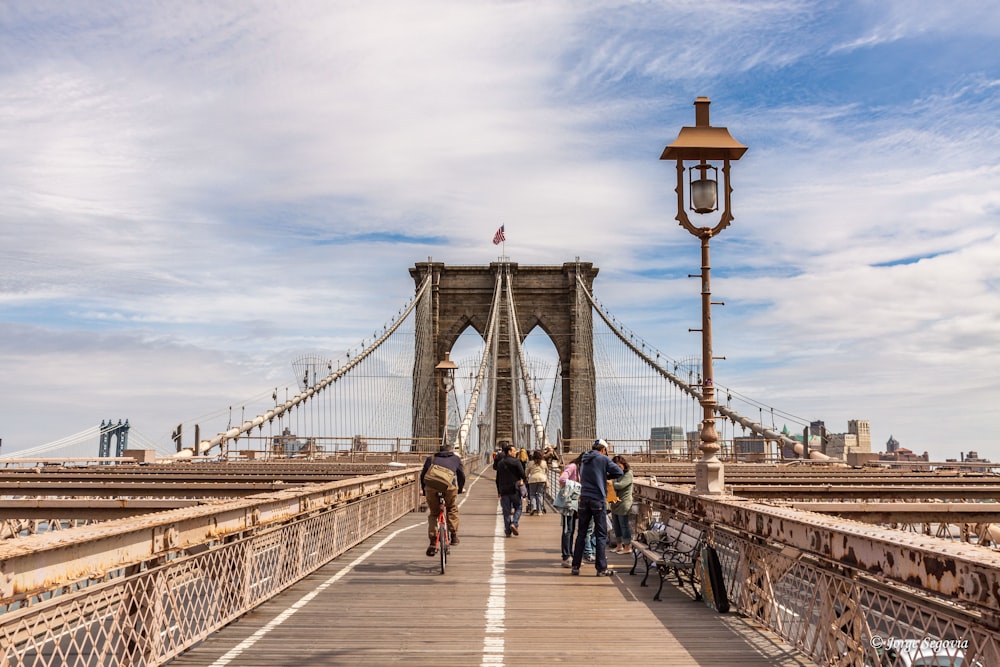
{"left": 420, "top": 442, "right": 466, "bottom": 557}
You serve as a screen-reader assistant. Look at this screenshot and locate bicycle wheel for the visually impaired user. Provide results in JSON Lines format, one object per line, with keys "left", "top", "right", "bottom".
{"left": 438, "top": 521, "right": 448, "bottom": 574}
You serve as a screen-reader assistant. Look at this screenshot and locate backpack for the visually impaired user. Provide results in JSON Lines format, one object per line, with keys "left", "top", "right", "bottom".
{"left": 424, "top": 461, "right": 456, "bottom": 492}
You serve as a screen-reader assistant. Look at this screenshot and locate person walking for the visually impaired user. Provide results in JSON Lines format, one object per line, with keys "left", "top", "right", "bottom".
{"left": 494, "top": 443, "right": 527, "bottom": 537}
{"left": 419, "top": 442, "right": 466, "bottom": 557}
{"left": 514, "top": 447, "right": 531, "bottom": 512}
{"left": 525, "top": 450, "right": 548, "bottom": 515}
{"left": 570, "top": 439, "right": 623, "bottom": 577}
{"left": 609, "top": 455, "right": 634, "bottom": 554}
{"left": 518, "top": 447, "right": 529, "bottom": 467}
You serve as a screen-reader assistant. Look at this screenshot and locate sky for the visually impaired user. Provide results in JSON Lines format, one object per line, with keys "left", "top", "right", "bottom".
{"left": 1, "top": 1, "right": 998, "bottom": 461}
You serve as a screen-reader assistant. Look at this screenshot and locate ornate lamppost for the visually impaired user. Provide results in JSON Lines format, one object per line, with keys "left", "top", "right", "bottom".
{"left": 661, "top": 97, "right": 747, "bottom": 495}
{"left": 435, "top": 352, "right": 458, "bottom": 450}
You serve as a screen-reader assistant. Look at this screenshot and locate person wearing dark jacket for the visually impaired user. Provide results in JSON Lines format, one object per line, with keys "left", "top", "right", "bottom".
{"left": 420, "top": 443, "right": 466, "bottom": 556}
{"left": 493, "top": 443, "right": 527, "bottom": 537}
{"left": 570, "top": 439, "right": 623, "bottom": 577}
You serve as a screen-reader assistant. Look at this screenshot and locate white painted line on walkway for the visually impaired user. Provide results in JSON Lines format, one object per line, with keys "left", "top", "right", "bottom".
{"left": 481, "top": 501, "right": 506, "bottom": 666}
{"left": 207, "top": 521, "right": 421, "bottom": 666}
{"left": 209, "top": 470, "right": 483, "bottom": 666}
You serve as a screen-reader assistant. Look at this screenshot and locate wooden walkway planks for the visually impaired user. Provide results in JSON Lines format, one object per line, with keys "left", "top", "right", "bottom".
{"left": 168, "top": 471, "right": 816, "bottom": 667}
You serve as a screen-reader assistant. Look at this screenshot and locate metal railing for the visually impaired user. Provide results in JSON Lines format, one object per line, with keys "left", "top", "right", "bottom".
{"left": 633, "top": 480, "right": 1000, "bottom": 667}
{"left": 559, "top": 438, "right": 788, "bottom": 464}
{"left": 220, "top": 435, "right": 449, "bottom": 461}
{"left": 0, "top": 471, "right": 421, "bottom": 666}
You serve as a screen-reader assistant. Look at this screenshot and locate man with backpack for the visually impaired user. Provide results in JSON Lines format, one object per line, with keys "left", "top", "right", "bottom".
{"left": 420, "top": 442, "right": 466, "bottom": 557}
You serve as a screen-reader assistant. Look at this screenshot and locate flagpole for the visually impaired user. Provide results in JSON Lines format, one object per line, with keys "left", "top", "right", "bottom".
{"left": 493, "top": 223, "right": 507, "bottom": 261}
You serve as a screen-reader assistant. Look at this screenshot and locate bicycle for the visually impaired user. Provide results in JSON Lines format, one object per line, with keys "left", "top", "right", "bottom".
{"left": 433, "top": 490, "right": 451, "bottom": 574}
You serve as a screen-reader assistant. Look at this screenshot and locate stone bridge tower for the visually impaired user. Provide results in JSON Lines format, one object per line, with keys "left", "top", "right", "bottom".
{"left": 410, "top": 260, "right": 598, "bottom": 450}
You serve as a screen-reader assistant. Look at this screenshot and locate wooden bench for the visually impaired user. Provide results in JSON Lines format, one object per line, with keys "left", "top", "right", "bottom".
{"left": 629, "top": 517, "right": 705, "bottom": 601}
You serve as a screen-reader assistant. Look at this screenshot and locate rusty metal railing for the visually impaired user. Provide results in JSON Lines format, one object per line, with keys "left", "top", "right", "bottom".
{"left": 634, "top": 481, "right": 1000, "bottom": 666}
{"left": 0, "top": 471, "right": 420, "bottom": 666}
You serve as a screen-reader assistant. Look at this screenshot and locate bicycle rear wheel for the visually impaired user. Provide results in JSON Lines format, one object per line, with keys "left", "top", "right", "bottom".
{"left": 438, "top": 522, "right": 448, "bottom": 574}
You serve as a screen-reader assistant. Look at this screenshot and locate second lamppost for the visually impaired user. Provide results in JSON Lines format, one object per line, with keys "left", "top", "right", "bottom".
{"left": 661, "top": 97, "right": 747, "bottom": 495}
{"left": 435, "top": 352, "right": 458, "bottom": 450}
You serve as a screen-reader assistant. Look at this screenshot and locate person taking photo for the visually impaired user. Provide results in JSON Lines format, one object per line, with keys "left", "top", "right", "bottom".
{"left": 569, "top": 439, "right": 623, "bottom": 577}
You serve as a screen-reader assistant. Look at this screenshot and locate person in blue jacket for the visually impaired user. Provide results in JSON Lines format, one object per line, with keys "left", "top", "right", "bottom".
{"left": 570, "top": 439, "right": 623, "bottom": 577}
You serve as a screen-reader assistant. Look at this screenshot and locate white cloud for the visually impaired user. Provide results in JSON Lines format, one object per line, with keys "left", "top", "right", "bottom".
{"left": 1, "top": 1, "right": 998, "bottom": 461}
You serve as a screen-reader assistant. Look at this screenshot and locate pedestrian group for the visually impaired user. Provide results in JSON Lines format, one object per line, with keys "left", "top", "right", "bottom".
{"left": 429, "top": 438, "right": 636, "bottom": 580}
{"left": 489, "top": 438, "right": 635, "bottom": 578}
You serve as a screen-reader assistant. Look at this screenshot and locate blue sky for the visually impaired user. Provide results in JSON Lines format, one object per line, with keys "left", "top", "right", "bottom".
{"left": 1, "top": 1, "right": 998, "bottom": 460}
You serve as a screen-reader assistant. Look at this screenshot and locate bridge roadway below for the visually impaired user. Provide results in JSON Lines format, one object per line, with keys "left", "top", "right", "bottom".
{"left": 167, "top": 470, "right": 816, "bottom": 667}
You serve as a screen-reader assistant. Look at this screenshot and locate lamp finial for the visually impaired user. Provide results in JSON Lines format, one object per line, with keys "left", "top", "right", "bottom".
{"left": 694, "top": 96, "right": 711, "bottom": 127}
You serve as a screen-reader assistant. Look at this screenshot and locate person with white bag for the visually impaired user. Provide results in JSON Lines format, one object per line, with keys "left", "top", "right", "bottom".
{"left": 555, "top": 453, "right": 584, "bottom": 567}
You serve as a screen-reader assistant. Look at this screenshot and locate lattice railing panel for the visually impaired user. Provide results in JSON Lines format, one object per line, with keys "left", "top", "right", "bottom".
{"left": 711, "top": 528, "right": 999, "bottom": 666}
{"left": 0, "top": 485, "right": 414, "bottom": 667}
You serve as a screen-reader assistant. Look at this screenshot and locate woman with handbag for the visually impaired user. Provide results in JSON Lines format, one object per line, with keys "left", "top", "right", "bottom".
{"left": 609, "top": 455, "right": 634, "bottom": 554}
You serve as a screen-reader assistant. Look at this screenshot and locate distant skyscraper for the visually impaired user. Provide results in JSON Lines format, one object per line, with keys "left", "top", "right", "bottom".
{"left": 886, "top": 434, "right": 900, "bottom": 453}
{"left": 650, "top": 426, "right": 684, "bottom": 452}
{"left": 847, "top": 419, "right": 871, "bottom": 453}
{"left": 734, "top": 435, "right": 766, "bottom": 460}
{"left": 826, "top": 433, "right": 858, "bottom": 460}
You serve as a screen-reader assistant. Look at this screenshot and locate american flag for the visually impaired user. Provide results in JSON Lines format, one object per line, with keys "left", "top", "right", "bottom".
{"left": 492, "top": 225, "right": 505, "bottom": 245}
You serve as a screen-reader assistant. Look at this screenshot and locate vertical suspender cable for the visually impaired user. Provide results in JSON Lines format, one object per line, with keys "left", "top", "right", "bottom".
{"left": 453, "top": 270, "right": 502, "bottom": 452}
{"left": 184, "top": 275, "right": 432, "bottom": 457}
{"left": 575, "top": 274, "right": 803, "bottom": 459}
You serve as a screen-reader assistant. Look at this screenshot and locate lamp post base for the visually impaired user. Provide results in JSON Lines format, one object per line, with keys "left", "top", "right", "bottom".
{"left": 694, "top": 458, "right": 726, "bottom": 495}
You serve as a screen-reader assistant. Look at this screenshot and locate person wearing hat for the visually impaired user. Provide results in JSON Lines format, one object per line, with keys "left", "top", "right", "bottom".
{"left": 569, "top": 439, "right": 623, "bottom": 577}
{"left": 420, "top": 442, "right": 466, "bottom": 557}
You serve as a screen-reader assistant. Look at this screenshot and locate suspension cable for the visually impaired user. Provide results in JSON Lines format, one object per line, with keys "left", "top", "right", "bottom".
{"left": 576, "top": 274, "right": 806, "bottom": 456}
{"left": 186, "top": 273, "right": 433, "bottom": 457}
{"left": 504, "top": 265, "right": 546, "bottom": 449}
{"left": 453, "top": 270, "right": 503, "bottom": 452}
